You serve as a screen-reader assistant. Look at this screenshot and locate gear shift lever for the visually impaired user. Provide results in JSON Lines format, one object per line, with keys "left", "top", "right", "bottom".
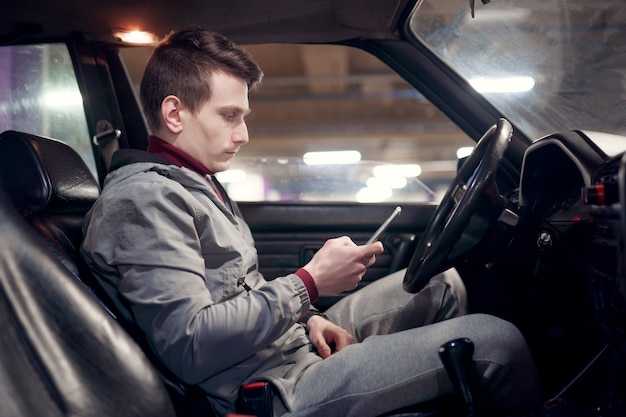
{"left": 438, "top": 338, "right": 478, "bottom": 417}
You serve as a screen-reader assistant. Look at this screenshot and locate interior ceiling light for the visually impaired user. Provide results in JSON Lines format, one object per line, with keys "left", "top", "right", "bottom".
{"left": 114, "top": 29, "right": 159, "bottom": 45}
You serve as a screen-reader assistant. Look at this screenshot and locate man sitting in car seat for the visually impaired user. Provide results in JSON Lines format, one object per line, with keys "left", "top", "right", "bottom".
{"left": 81, "top": 27, "right": 542, "bottom": 417}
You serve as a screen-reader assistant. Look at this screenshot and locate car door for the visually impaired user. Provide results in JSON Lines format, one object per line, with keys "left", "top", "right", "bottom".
{"left": 240, "top": 201, "right": 437, "bottom": 310}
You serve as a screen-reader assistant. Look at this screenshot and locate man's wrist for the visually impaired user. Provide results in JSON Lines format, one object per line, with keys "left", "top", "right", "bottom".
{"left": 295, "top": 267, "right": 319, "bottom": 303}
{"left": 299, "top": 310, "right": 328, "bottom": 330}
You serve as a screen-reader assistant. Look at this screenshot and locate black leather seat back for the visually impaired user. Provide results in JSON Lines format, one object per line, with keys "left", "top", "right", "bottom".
{"left": 0, "top": 131, "right": 102, "bottom": 293}
{"left": 0, "top": 186, "right": 176, "bottom": 417}
{"left": 0, "top": 130, "right": 214, "bottom": 417}
{"left": 0, "top": 131, "right": 178, "bottom": 416}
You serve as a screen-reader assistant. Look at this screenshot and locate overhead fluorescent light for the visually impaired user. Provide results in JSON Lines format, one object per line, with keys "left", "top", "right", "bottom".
{"left": 303, "top": 150, "right": 361, "bottom": 165}
{"left": 469, "top": 76, "right": 535, "bottom": 93}
{"left": 466, "top": 8, "right": 532, "bottom": 24}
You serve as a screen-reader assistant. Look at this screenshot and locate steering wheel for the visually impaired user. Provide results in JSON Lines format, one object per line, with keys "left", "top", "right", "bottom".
{"left": 403, "top": 118, "right": 513, "bottom": 293}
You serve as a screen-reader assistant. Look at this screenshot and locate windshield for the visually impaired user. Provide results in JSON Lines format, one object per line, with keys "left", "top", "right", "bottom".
{"left": 409, "top": 0, "right": 626, "bottom": 140}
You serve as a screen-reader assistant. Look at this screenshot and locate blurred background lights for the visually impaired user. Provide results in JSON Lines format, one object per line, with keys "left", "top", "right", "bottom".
{"left": 42, "top": 90, "right": 83, "bottom": 107}
{"left": 456, "top": 146, "right": 475, "bottom": 159}
{"left": 367, "top": 176, "right": 407, "bottom": 189}
{"left": 356, "top": 186, "right": 392, "bottom": 203}
{"left": 303, "top": 150, "right": 361, "bottom": 165}
{"left": 222, "top": 172, "right": 265, "bottom": 201}
{"left": 216, "top": 169, "right": 247, "bottom": 183}
{"left": 373, "top": 163, "right": 421, "bottom": 178}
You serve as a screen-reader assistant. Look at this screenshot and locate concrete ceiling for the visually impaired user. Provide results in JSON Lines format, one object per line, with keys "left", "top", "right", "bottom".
{"left": 237, "top": 44, "right": 471, "bottom": 169}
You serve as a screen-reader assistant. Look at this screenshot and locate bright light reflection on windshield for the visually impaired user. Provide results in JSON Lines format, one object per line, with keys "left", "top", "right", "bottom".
{"left": 410, "top": 0, "right": 626, "bottom": 139}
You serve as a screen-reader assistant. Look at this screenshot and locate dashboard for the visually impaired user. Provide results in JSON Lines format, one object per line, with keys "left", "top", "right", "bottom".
{"left": 519, "top": 130, "right": 626, "bottom": 356}
{"left": 587, "top": 153, "right": 626, "bottom": 356}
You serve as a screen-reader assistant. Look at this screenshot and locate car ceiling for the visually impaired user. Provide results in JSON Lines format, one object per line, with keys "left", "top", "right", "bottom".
{"left": 2, "top": 0, "right": 414, "bottom": 45}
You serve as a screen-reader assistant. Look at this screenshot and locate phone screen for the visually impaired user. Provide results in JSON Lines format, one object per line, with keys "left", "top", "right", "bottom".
{"left": 366, "top": 206, "right": 401, "bottom": 244}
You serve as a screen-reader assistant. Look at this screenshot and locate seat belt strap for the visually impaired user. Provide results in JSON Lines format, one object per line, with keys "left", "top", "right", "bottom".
{"left": 93, "top": 119, "right": 121, "bottom": 172}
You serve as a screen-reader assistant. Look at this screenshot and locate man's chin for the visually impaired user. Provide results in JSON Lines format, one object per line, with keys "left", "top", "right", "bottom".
{"left": 213, "top": 162, "right": 230, "bottom": 173}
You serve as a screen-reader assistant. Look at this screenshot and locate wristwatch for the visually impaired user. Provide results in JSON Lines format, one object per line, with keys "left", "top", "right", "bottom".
{"left": 300, "top": 310, "right": 328, "bottom": 330}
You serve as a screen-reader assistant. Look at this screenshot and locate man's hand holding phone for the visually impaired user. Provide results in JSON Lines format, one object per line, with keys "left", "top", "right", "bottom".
{"left": 302, "top": 206, "right": 400, "bottom": 296}
{"left": 304, "top": 237, "right": 383, "bottom": 295}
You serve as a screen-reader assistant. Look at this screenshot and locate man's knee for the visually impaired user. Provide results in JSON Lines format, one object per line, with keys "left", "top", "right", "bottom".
{"left": 466, "top": 314, "right": 543, "bottom": 413}
{"left": 428, "top": 268, "right": 468, "bottom": 318}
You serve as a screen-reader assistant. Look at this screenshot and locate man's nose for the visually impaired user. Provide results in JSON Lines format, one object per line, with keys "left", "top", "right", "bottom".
{"left": 233, "top": 122, "right": 249, "bottom": 145}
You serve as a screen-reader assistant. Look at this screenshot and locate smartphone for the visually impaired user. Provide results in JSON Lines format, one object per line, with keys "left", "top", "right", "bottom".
{"left": 366, "top": 206, "right": 401, "bottom": 244}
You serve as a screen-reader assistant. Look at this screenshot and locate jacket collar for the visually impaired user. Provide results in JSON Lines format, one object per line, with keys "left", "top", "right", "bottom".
{"left": 109, "top": 148, "right": 169, "bottom": 172}
{"left": 147, "top": 136, "right": 214, "bottom": 177}
{"left": 108, "top": 142, "right": 234, "bottom": 214}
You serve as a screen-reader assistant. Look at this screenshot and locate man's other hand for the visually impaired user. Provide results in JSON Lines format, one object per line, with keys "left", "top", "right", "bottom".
{"left": 306, "top": 315, "right": 354, "bottom": 359}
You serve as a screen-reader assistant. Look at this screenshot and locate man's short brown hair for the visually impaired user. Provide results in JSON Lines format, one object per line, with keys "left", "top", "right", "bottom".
{"left": 140, "top": 28, "right": 263, "bottom": 132}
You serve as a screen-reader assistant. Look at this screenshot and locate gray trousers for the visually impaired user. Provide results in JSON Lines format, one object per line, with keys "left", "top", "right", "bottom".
{"left": 282, "top": 269, "right": 542, "bottom": 417}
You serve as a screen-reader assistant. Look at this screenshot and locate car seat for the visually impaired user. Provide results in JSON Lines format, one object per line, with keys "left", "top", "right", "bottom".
{"left": 0, "top": 130, "right": 214, "bottom": 417}
{"left": 0, "top": 162, "right": 176, "bottom": 416}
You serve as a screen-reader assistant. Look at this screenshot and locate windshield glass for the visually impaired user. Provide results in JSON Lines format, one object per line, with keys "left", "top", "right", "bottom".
{"left": 409, "top": 0, "right": 626, "bottom": 140}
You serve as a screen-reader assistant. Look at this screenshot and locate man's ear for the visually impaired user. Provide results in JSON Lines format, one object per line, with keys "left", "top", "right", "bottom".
{"left": 161, "top": 95, "right": 184, "bottom": 134}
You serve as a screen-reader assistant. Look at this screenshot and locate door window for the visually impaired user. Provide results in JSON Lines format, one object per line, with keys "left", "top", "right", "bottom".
{"left": 0, "top": 43, "right": 96, "bottom": 176}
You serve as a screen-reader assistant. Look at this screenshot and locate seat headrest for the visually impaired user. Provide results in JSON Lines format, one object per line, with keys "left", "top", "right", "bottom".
{"left": 0, "top": 130, "right": 100, "bottom": 215}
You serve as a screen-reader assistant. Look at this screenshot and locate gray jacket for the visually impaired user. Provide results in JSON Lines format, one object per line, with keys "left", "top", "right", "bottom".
{"left": 81, "top": 150, "right": 321, "bottom": 415}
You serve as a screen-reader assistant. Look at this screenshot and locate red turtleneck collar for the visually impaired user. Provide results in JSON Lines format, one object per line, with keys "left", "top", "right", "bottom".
{"left": 147, "top": 135, "right": 214, "bottom": 177}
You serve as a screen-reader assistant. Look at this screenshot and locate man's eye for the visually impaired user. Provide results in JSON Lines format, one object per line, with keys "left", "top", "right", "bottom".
{"left": 223, "top": 113, "right": 235, "bottom": 121}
